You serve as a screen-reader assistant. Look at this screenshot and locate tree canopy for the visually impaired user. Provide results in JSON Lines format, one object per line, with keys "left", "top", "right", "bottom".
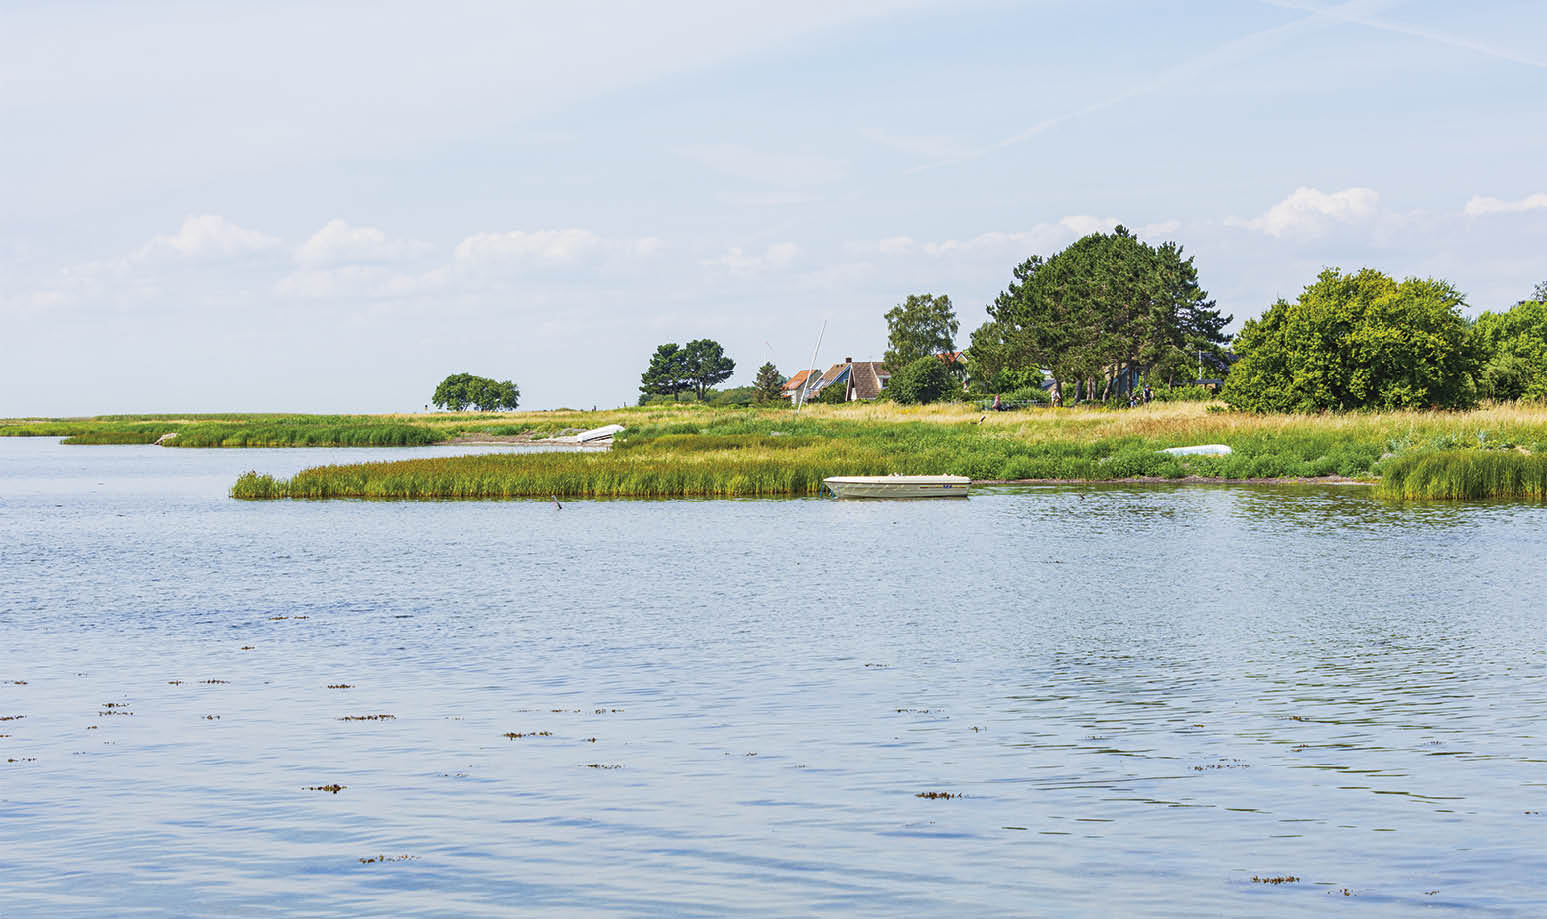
{"left": 969, "top": 227, "right": 1229, "bottom": 401}
{"left": 752, "top": 362, "right": 784, "bottom": 402}
{"left": 887, "top": 355, "right": 954, "bottom": 404}
{"left": 639, "top": 343, "right": 689, "bottom": 402}
{"left": 639, "top": 339, "right": 736, "bottom": 402}
{"left": 432, "top": 373, "right": 520, "bottom": 411}
{"left": 1222, "top": 268, "right": 1477, "bottom": 412}
{"left": 682, "top": 339, "right": 736, "bottom": 400}
{"left": 1473, "top": 297, "right": 1547, "bottom": 402}
{"left": 884, "top": 294, "right": 958, "bottom": 370}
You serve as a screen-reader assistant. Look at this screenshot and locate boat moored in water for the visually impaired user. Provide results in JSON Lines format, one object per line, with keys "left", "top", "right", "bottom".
{"left": 822, "top": 475, "right": 970, "bottom": 499}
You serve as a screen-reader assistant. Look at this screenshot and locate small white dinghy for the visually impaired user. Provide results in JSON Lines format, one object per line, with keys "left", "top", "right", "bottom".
{"left": 823, "top": 475, "right": 971, "bottom": 499}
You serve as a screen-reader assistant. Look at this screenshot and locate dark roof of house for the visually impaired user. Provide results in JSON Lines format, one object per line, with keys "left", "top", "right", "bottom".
{"left": 849, "top": 361, "right": 890, "bottom": 400}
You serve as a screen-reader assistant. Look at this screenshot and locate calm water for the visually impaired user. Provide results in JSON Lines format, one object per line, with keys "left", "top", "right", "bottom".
{"left": 2, "top": 438, "right": 1544, "bottom": 916}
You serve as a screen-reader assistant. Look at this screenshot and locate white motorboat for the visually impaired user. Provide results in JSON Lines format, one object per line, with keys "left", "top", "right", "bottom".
{"left": 822, "top": 475, "right": 970, "bottom": 499}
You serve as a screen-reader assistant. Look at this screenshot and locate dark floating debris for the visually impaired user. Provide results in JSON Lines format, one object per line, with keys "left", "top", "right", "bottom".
{"left": 916, "top": 791, "right": 959, "bottom": 800}
{"left": 593, "top": 708, "right": 623, "bottom": 714}
{"left": 98, "top": 710, "right": 134, "bottom": 716}
{"left": 85, "top": 726, "right": 97, "bottom": 731}
{"left": 340, "top": 714, "right": 396, "bottom": 721}
{"left": 584, "top": 763, "right": 621, "bottom": 769}
{"left": 551, "top": 709, "right": 580, "bottom": 713}
{"left": 2, "top": 680, "right": 26, "bottom": 685}
{"left": 102, "top": 702, "right": 129, "bottom": 708}
{"left": 326, "top": 684, "right": 354, "bottom": 689}
{"left": 502, "top": 731, "right": 552, "bottom": 739}
{"left": 239, "top": 646, "right": 255, "bottom": 651}
{"left": 583, "top": 737, "right": 597, "bottom": 743}
{"left": 8, "top": 757, "right": 37, "bottom": 763}
{"left": 0, "top": 715, "right": 26, "bottom": 722}
{"left": 359, "top": 854, "right": 416, "bottom": 864}
{"left": 267, "top": 615, "right": 307, "bottom": 621}
{"left": 1193, "top": 759, "right": 1249, "bottom": 771}
{"left": 896, "top": 708, "right": 932, "bottom": 713}
{"left": 1289, "top": 715, "right": 1310, "bottom": 722}
{"left": 1252, "top": 875, "right": 1299, "bottom": 884}
{"left": 199, "top": 680, "right": 229, "bottom": 685}
{"left": 204, "top": 715, "right": 220, "bottom": 720}
{"left": 306, "top": 784, "right": 346, "bottom": 793}
{"left": 167, "top": 681, "right": 184, "bottom": 686}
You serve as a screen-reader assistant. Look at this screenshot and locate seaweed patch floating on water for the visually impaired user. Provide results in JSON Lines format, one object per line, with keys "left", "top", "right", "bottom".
{"left": 203, "top": 715, "right": 220, "bottom": 720}
{"left": 584, "top": 763, "right": 621, "bottom": 769}
{"left": 339, "top": 714, "right": 396, "bottom": 721}
{"left": 502, "top": 731, "right": 553, "bottom": 739}
{"left": 1251, "top": 875, "right": 1299, "bottom": 884}
{"left": 916, "top": 791, "right": 959, "bottom": 799}
{"left": 239, "top": 646, "right": 255, "bottom": 651}
{"left": 2, "top": 680, "right": 26, "bottom": 685}
{"left": 326, "top": 684, "right": 354, "bottom": 689}
{"left": 0, "top": 715, "right": 26, "bottom": 722}
{"left": 305, "top": 784, "right": 346, "bottom": 793}
{"left": 199, "top": 680, "right": 229, "bottom": 685}
{"left": 8, "top": 757, "right": 38, "bottom": 763}
{"left": 167, "top": 681, "right": 184, "bottom": 685}
{"left": 359, "top": 854, "right": 417, "bottom": 864}
{"left": 1193, "top": 759, "right": 1249, "bottom": 770}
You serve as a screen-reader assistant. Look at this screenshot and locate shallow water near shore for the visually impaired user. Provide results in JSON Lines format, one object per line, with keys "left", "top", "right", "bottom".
{"left": 2, "top": 438, "right": 1545, "bottom": 916}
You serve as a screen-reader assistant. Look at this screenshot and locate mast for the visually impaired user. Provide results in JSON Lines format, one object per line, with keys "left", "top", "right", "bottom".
{"left": 795, "top": 319, "right": 826, "bottom": 414}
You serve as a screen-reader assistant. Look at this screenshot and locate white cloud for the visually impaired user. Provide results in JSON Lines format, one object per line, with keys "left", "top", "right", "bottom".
{"left": 858, "top": 216, "right": 1128, "bottom": 261}
{"left": 1140, "top": 219, "right": 1182, "bottom": 238}
{"left": 296, "top": 219, "right": 426, "bottom": 266}
{"left": 705, "top": 242, "right": 799, "bottom": 273}
{"left": 1463, "top": 192, "right": 1547, "bottom": 217}
{"left": 454, "top": 229, "right": 604, "bottom": 266}
{"left": 1226, "top": 187, "right": 1380, "bottom": 237}
{"left": 137, "top": 215, "right": 280, "bottom": 260}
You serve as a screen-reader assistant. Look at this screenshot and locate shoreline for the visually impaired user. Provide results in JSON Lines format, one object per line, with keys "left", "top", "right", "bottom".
{"left": 973, "top": 474, "right": 1368, "bottom": 486}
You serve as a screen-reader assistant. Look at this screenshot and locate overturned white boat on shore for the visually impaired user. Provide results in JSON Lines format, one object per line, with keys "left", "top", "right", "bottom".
{"left": 822, "top": 475, "right": 970, "bottom": 499}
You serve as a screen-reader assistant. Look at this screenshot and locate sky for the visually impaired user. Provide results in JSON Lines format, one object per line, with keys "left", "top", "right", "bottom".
{"left": 3, "top": 0, "right": 1544, "bottom": 414}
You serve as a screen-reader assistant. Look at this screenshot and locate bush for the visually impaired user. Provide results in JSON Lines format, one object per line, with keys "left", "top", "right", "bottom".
{"left": 1223, "top": 268, "right": 1477, "bottom": 412}
{"left": 888, "top": 356, "right": 954, "bottom": 404}
{"left": 1005, "top": 385, "right": 1050, "bottom": 405}
{"left": 817, "top": 383, "right": 849, "bottom": 404}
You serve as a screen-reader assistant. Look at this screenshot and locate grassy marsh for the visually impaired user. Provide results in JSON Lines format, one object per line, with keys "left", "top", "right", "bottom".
{"left": 228, "top": 402, "right": 1547, "bottom": 500}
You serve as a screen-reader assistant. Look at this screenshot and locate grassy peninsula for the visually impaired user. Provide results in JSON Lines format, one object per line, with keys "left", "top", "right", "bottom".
{"left": 208, "top": 402, "right": 1547, "bottom": 501}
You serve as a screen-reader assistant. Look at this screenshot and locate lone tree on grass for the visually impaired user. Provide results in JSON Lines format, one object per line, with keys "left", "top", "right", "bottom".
{"left": 753, "top": 362, "right": 785, "bottom": 402}
{"left": 432, "top": 373, "right": 520, "bottom": 411}
{"left": 640, "top": 338, "right": 735, "bottom": 402}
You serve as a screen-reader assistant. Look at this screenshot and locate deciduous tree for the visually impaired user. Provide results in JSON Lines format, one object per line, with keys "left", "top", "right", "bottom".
{"left": 1223, "top": 268, "right": 1477, "bottom": 412}
{"left": 884, "top": 294, "right": 958, "bottom": 370}
{"left": 432, "top": 373, "right": 519, "bottom": 411}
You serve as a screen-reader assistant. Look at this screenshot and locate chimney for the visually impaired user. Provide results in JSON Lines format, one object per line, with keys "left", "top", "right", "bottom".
{"left": 844, "top": 356, "right": 853, "bottom": 363}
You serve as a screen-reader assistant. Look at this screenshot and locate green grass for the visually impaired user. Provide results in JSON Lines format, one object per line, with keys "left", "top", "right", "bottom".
{"left": 1376, "top": 450, "right": 1547, "bottom": 500}
{"left": 60, "top": 432, "right": 163, "bottom": 445}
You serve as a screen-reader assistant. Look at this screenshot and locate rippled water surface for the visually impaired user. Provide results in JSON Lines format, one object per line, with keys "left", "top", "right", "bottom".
{"left": 2, "top": 438, "right": 1545, "bottom": 916}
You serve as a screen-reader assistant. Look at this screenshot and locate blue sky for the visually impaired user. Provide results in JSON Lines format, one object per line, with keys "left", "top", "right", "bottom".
{"left": 3, "top": 0, "right": 1544, "bottom": 413}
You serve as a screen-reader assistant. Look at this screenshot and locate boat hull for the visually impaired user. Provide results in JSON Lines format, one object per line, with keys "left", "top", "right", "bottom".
{"left": 823, "top": 475, "right": 970, "bottom": 499}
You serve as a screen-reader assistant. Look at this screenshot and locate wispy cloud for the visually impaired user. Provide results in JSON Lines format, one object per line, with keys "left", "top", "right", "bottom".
{"left": 1258, "top": 0, "right": 1547, "bottom": 70}
{"left": 1463, "top": 192, "right": 1547, "bottom": 217}
{"left": 296, "top": 219, "right": 428, "bottom": 266}
{"left": 678, "top": 144, "right": 846, "bottom": 187}
{"left": 910, "top": 0, "right": 1402, "bottom": 174}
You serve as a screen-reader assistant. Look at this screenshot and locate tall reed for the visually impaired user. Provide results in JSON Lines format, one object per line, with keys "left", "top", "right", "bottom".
{"left": 1376, "top": 450, "right": 1547, "bottom": 500}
